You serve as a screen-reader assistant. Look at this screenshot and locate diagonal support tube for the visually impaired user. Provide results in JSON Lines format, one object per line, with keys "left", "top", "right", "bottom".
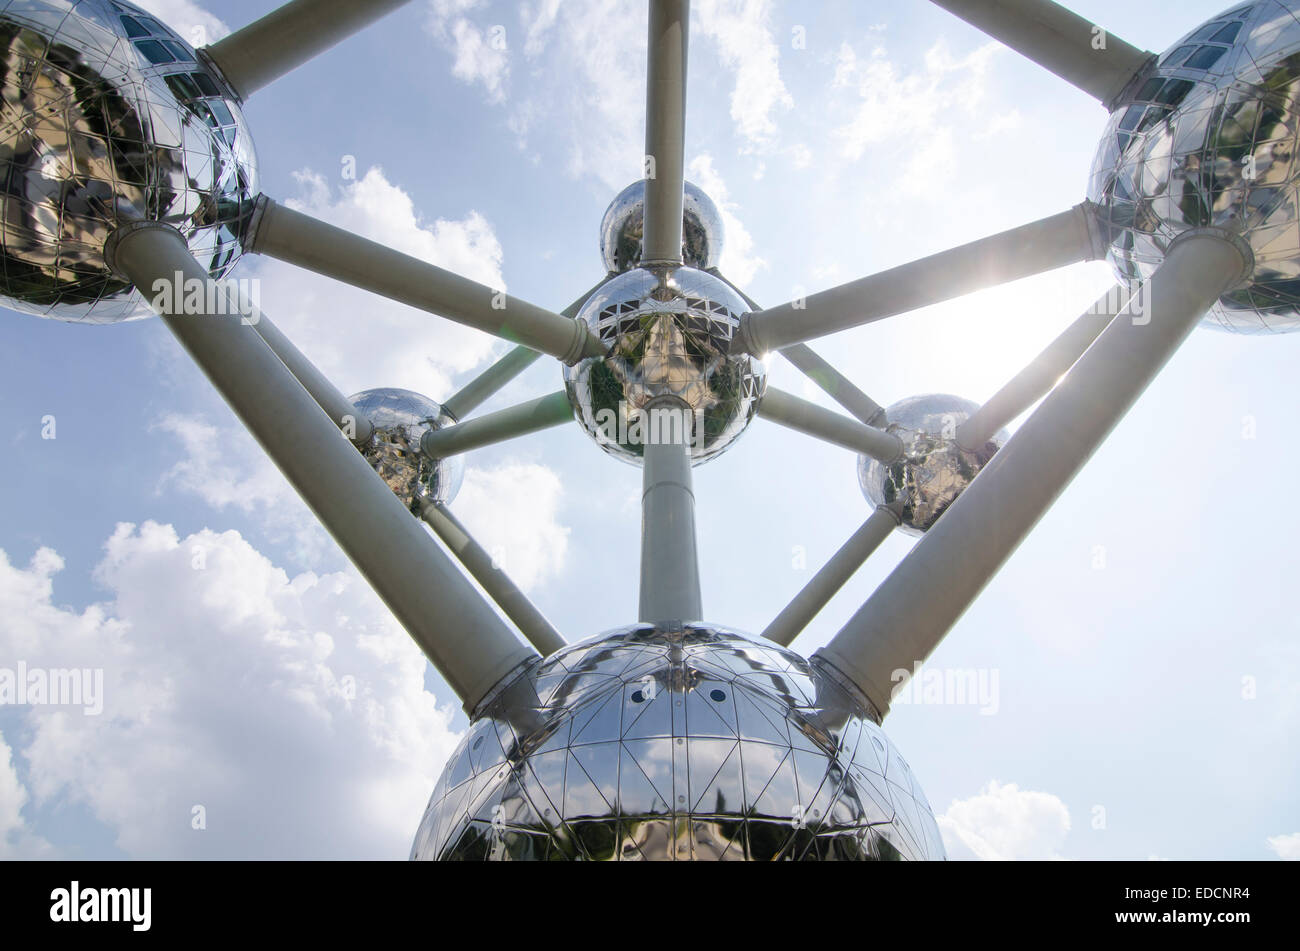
{"left": 202, "top": 0, "right": 413, "bottom": 101}
{"left": 781, "top": 344, "right": 887, "bottom": 427}
{"left": 758, "top": 387, "right": 903, "bottom": 462}
{"left": 709, "top": 271, "right": 889, "bottom": 427}
{"left": 441, "top": 345, "right": 542, "bottom": 423}
{"left": 642, "top": 0, "right": 689, "bottom": 266}
{"left": 440, "top": 277, "right": 612, "bottom": 422}
{"left": 421, "top": 502, "right": 566, "bottom": 657}
{"left": 244, "top": 198, "right": 606, "bottom": 364}
{"left": 108, "top": 221, "right": 535, "bottom": 713}
{"left": 422, "top": 391, "right": 573, "bottom": 458}
{"left": 244, "top": 308, "right": 373, "bottom": 444}
{"left": 814, "top": 230, "right": 1251, "bottom": 717}
{"left": 762, "top": 506, "right": 901, "bottom": 648}
{"left": 929, "top": 0, "right": 1154, "bottom": 108}
{"left": 734, "top": 204, "right": 1104, "bottom": 356}
{"left": 639, "top": 401, "right": 702, "bottom": 624}
{"left": 956, "top": 285, "right": 1130, "bottom": 450}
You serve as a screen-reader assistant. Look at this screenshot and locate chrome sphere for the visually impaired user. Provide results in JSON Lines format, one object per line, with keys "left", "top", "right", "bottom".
{"left": 563, "top": 267, "right": 767, "bottom": 466}
{"left": 349, "top": 388, "right": 463, "bottom": 511}
{"left": 600, "top": 180, "right": 725, "bottom": 273}
{"left": 0, "top": 0, "right": 258, "bottom": 325}
{"left": 859, "top": 395, "right": 1006, "bottom": 537}
{"left": 412, "top": 623, "right": 945, "bottom": 861}
{"left": 1089, "top": 0, "right": 1300, "bottom": 333}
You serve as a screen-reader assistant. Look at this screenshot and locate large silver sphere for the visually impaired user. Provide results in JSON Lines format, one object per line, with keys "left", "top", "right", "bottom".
{"left": 859, "top": 395, "right": 1006, "bottom": 538}
{"left": 412, "top": 624, "right": 945, "bottom": 861}
{"left": 600, "top": 180, "right": 725, "bottom": 273}
{"left": 1089, "top": 0, "right": 1300, "bottom": 333}
{"left": 349, "top": 388, "right": 463, "bottom": 511}
{"left": 563, "top": 266, "right": 767, "bottom": 466}
{"left": 0, "top": 0, "right": 258, "bottom": 325}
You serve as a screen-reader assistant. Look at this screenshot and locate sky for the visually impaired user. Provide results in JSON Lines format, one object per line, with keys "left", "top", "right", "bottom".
{"left": 0, "top": 0, "right": 1296, "bottom": 860}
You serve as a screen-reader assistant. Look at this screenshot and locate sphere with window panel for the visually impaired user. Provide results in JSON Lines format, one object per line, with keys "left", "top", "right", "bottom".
{"left": 411, "top": 624, "right": 946, "bottom": 861}
{"left": 0, "top": 0, "right": 257, "bottom": 324}
{"left": 1089, "top": 0, "right": 1300, "bottom": 333}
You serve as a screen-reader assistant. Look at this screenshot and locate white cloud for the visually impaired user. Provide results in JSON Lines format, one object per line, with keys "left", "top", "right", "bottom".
{"left": 520, "top": 0, "right": 562, "bottom": 56}
{"left": 0, "top": 732, "right": 52, "bottom": 859}
{"left": 688, "top": 153, "right": 766, "bottom": 287}
{"left": 248, "top": 167, "right": 506, "bottom": 399}
{"left": 151, "top": 414, "right": 328, "bottom": 566}
{"left": 133, "top": 0, "right": 230, "bottom": 46}
{"left": 505, "top": 0, "right": 792, "bottom": 186}
{"left": 938, "top": 780, "right": 1071, "bottom": 860}
{"left": 456, "top": 463, "right": 569, "bottom": 592}
{"left": 426, "top": 0, "right": 511, "bottom": 102}
{"left": 1267, "top": 832, "right": 1300, "bottom": 860}
{"left": 830, "top": 38, "right": 1001, "bottom": 194}
{"left": 515, "top": 0, "right": 646, "bottom": 189}
{"left": 0, "top": 526, "right": 464, "bottom": 858}
{"left": 695, "top": 0, "right": 793, "bottom": 148}
{"left": 789, "top": 143, "right": 813, "bottom": 169}
{"left": 151, "top": 413, "right": 572, "bottom": 592}
{"left": 425, "top": 0, "right": 792, "bottom": 186}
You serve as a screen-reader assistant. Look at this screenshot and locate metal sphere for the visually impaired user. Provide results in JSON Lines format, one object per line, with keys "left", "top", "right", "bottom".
{"left": 599, "top": 180, "right": 725, "bottom": 273}
{"left": 859, "top": 395, "right": 1006, "bottom": 538}
{"left": 412, "top": 623, "right": 945, "bottom": 861}
{"left": 1088, "top": 0, "right": 1300, "bottom": 333}
{"left": 0, "top": 0, "right": 258, "bottom": 325}
{"left": 349, "top": 388, "right": 463, "bottom": 511}
{"left": 563, "top": 266, "right": 767, "bottom": 466}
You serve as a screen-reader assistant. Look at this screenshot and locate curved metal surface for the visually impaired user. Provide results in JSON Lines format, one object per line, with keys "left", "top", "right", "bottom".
{"left": 564, "top": 265, "right": 767, "bottom": 466}
{"left": 412, "top": 623, "right": 945, "bottom": 861}
{"left": 600, "top": 179, "right": 725, "bottom": 273}
{"left": 1090, "top": 0, "right": 1300, "bottom": 332}
{"left": 349, "top": 388, "right": 464, "bottom": 511}
{"left": 0, "top": 0, "right": 257, "bottom": 324}
{"left": 859, "top": 394, "right": 1007, "bottom": 537}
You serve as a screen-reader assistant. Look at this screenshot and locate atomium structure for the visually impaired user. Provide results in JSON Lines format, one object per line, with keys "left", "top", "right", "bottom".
{"left": 1, "top": 0, "right": 1294, "bottom": 860}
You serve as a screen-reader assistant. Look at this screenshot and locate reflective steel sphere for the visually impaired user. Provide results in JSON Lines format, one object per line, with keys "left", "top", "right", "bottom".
{"left": 349, "top": 388, "right": 463, "bottom": 511}
{"left": 1089, "top": 0, "right": 1300, "bottom": 333}
{"left": 412, "top": 623, "right": 945, "bottom": 861}
{"left": 0, "top": 0, "right": 258, "bottom": 325}
{"left": 563, "top": 266, "right": 767, "bottom": 465}
{"left": 859, "top": 395, "right": 1006, "bottom": 537}
{"left": 600, "top": 180, "right": 725, "bottom": 273}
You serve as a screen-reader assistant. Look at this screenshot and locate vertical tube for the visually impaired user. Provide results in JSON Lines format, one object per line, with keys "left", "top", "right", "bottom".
{"left": 642, "top": 0, "right": 689, "bottom": 266}
{"left": 638, "top": 400, "right": 702, "bottom": 624}
{"left": 109, "top": 222, "right": 534, "bottom": 713}
{"left": 815, "top": 231, "right": 1250, "bottom": 716}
